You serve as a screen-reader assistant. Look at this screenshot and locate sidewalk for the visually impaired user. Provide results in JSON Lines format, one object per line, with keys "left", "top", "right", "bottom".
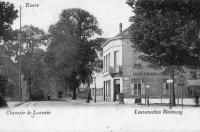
{"left": 7, "top": 101, "right": 26, "bottom": 108}
{"left": 84, "top": 98, "right": 198, "bottom": 107}
{"left": 66, "top": 98, "right": 119, "bottom": 106}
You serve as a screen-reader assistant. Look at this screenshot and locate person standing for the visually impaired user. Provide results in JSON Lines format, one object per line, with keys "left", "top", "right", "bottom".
{"left": 47, "top": 92, "right": 51, "bottom": 101}
{"left": 195, "top": 94, "right": 199, "bottom": 107}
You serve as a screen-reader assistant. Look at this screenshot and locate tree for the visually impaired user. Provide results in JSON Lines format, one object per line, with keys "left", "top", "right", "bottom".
{"left": 22, "top": 48, "right": 47, "bottom": 100}
{"left": 0, "top": 1, "right": 17, "bottom": 104}
{"left": 48, "top": 8, "right": 102, "bottom": 99}
{"left": 3, "top": 25, "right": 48, "bottom": 100}
{"left": 127, "top": 0, "right": 200, "bottom": 106}
{"left": 87, "top": 37, "right": 106, "bottom": 73}
{"left": 3, "top": 25, "right": 47, "bottom": 57}
{"left": 0, "top": 1, "right": 18, "bottom": 41}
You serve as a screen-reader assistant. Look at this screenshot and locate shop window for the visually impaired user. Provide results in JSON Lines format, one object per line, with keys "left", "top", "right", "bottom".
{"left": 163, "top": 83, "right": 170, "bottom": 95}
{"left": 134, "top": 83, "right": 141, "bottom": 95}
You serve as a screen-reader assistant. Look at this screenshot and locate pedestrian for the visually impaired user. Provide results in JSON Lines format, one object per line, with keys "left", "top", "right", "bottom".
{"left": 86, "top": 87, "right": 91, "bottom": 103}
{"left": 195, "top": 94, "right": 199, "bottom": 107}
{"left": 47, "top": 93, "right": 51, "bottom": 101}
{"left": 119, "top": 93, "right": 124, "bottom": 104}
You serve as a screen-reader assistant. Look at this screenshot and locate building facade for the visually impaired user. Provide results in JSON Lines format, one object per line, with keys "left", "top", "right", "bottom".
{"left": 102, "top": 25, "right": 200, "bottom": 102}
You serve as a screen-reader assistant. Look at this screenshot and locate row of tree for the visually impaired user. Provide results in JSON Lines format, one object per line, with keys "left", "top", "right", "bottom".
{"left": 0, "top": 1, "right": 105, "bottom": 100}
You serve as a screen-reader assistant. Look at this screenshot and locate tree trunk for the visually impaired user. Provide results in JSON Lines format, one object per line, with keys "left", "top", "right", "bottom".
{"left": 72, "top": 88, "right": 76, "bottom": 100}
{"left": 171, "top": 68, "right": 176, "bottom": 106}
{"left": 72, "top": 80, "right": 76, "bottom": 100}
{"left": 28, "top": 78, "right": 32, "bottom": 99}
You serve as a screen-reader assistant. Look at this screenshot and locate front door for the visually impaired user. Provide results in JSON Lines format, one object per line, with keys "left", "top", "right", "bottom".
{"left": 114, "top": 79, "right": 120, "bottom": 101}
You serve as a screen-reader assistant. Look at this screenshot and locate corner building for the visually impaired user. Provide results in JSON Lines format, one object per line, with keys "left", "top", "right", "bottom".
{"left": 102, "top": 26, "right": 197, "bottom": 102}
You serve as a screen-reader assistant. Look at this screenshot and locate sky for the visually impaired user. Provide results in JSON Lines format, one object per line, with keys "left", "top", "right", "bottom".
{"left": 5, "top": 0, "right": 133, "bottom": 38}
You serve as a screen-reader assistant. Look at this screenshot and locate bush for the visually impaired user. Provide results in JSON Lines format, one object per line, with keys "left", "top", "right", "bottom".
{"left": 0, "top": 94, "right": 7, "bottom": 108}
{"left": 77, "top": 87, "right": 91, "bottom": 99}
{"left": 30, "top": 92, "right": 44, "bottom": 101}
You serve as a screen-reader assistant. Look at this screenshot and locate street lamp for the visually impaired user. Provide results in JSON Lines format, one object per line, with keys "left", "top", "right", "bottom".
{"left": 94, "top": 77, "right": 96, "bottom": 103}
{"left": 146, "top": 85, "right": 150, "bottom": 106}
{"left": 167, "top": 79, "right": 173, "bottom": 108}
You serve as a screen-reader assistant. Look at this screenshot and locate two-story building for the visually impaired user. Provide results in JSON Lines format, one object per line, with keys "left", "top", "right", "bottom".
{"left": 102, "top": 24, "right": 200, "bottom": 103}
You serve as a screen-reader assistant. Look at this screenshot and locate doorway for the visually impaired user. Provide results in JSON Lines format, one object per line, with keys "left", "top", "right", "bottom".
{"left": 114, "top": 79, "right": 120, "bottom": 101}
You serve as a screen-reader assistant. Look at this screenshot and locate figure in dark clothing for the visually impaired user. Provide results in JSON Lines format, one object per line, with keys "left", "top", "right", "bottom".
{"left": 195, "top": 94, "right": 199, "bottom": 107}
{"left": 86, "top": 88, "right": 91, "bottom": 103}
{"left": 47, "top": 93, "right": 51, "bottom": 101}
{"left": 119, "top": 93, "right": 124, "bottom": 104}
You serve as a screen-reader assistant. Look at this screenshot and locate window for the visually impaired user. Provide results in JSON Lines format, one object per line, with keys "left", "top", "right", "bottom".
{"left": 134, "top": 63, "right": 142, "bottom": 69}
{"left": 107, "top": 53, "right": 110, "bottom": 70}
{"left": 114, "top": 51, "right": 120, "bottom": 66}
{"left": 134, "top": 50, "right": 142, "bottom": 69}
{"left": 104, "top": 81, "right": 106, "bottom": 96}
{"left": 104, "top": 80, "right": 111, "bottom": 97}
{"left": 104, "top": 54, "right": 110, "bottom": 71}
{"left": 103, "top": 56, "right": 105, "bottom": 71}
{"left": 197, "top": 70, "right": 200, "bottom": 79}
{"left": 107, "top": 80, "right": 111, "bottom": 96}
{"left": 105, "top": 55, "right": 107, "bottom": 71}
{"left": 134, "top": 83, "right": 141, "bottom": 95}
{"left": 190, "top": 69, "right": 197, "bottom": 79}
{"left": 163, "top": 82, "right": 170, "bottom": 95}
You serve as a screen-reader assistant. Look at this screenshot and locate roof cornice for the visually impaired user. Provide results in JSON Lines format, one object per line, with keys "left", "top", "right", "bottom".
{"left": 102, "top": 37, "right": 132, "bottom": 47}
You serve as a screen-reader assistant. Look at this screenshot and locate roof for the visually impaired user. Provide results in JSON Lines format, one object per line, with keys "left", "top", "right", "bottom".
{"left": 102, "top": 27, "right": 131, "bottom": 47}
{"left": 113, "top": 28, "right": 131, "bottom": 38}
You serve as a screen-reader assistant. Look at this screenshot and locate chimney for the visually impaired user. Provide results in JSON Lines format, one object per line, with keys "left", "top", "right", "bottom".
{"left": 119, "top": 23, "right": 122, "bottom": 33}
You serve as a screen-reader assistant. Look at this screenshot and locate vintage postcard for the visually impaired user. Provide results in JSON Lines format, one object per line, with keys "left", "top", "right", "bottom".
{"left": 0, "top": 0, "right": 200, "bottom": 132}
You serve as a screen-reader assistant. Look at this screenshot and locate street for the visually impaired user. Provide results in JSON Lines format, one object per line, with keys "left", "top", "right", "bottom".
{"left": 0, "top": 100, "right": 199, "bottom": 132}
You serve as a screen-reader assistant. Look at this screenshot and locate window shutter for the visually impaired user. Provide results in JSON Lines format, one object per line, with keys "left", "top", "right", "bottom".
{"left": 141, "top": 83, "right": 145, "bottom": 95}
{"left": 131, "top": 83, "right": 134, "bottom": 95}
{"left": 163, "top": 83, "right": 166, "bottom": 95}
{"left": 174, "top": 83, "right": 177, "bottom": 95}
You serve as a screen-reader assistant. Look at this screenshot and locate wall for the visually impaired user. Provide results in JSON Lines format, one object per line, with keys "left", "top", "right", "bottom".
{"left": 121, "top": 38, "right": 190, "bottom": 99}
{"left": 103, "top": 39, "right": 122, "bottom": 72}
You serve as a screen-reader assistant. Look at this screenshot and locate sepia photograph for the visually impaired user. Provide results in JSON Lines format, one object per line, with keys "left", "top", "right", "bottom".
{"left": 0, "top": 0, "right": 200, "bottom": 131}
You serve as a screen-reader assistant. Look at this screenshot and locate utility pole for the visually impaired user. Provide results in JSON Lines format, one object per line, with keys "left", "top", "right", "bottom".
{"left": 94, "top": 77, "right": 96, "bottom": 103}
{"left": 19, "top": 6, "right": 22, "bottom": 101}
